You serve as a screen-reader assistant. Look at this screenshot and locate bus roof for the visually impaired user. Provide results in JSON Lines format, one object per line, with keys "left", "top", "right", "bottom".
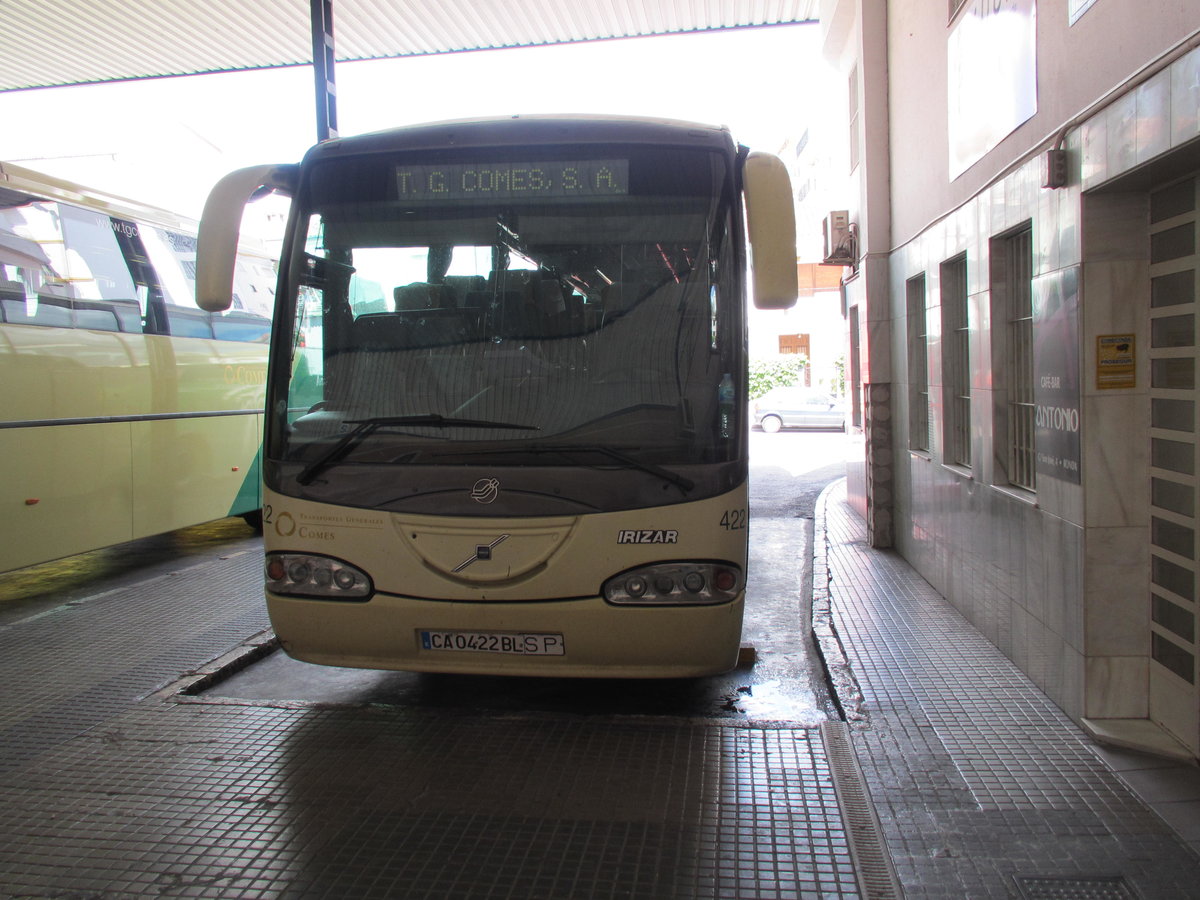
{"left": 300, "top": 114, "right": 740, "bottom": 165}
{"left": 0, "top": 161, "right": 274, "bottom": 258}
{"left": 0, "top": 160, "right": 198, "bottom": 233}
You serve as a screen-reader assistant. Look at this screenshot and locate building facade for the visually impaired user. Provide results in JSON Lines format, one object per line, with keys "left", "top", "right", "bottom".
{"left": 821, "top": 0, "right": 1200, "bottom": 760}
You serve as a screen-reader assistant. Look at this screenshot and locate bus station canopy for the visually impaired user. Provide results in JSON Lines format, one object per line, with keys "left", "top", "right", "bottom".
{"left": 0, "top": 0, "right": 818, "bottom": 93}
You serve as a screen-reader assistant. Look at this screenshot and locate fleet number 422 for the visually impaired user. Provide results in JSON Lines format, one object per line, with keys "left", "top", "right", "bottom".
{"left": 720, "top": 508, "right": 747, "bottom": 530}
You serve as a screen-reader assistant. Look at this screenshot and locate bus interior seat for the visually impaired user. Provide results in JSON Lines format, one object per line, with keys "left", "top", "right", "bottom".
{"left": 441, "top": 275, "right": 485, "bottom": 301}
{"left": 532, "top": 279, "right": 569, "bottom": 336}
{"left": 351, "top": 312, "right": 409, "bottom": 350}
{"left": 394, "top": 282, "right": 453, "bottom": 311}
{"left": 589, "top": 280, "right": 688, "bottom": 405}
{"left": 398, "top": 307, "right": 476, "bottom": 347}
{"left": 352, "top": 308, "right": 476, "bottom": 351}
{"left": 492, "top": 290, "right": 534, "bottom": 338}
{"left": 483, "top": 270, "right": 547, "bottom": 339}
{"left": 326, "top": 313, "right": 409, "bottom": 414}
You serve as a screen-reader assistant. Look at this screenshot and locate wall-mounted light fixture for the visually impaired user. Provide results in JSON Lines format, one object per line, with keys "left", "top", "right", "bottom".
{"left": 1042, "top": 148, "right": 1068, "bottom": 189}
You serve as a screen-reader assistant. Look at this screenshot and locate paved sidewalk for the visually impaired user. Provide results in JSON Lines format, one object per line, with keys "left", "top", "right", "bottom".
{"left": 815, "top": 479, "right": 1200, "bottom": 899}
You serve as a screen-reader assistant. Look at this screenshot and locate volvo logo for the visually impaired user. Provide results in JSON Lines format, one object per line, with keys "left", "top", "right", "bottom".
{"left": 471, "top": 477, "right": 500, "bottom": 504}
{"left": 452, "top": 534, "right": 510, "bottom": 573}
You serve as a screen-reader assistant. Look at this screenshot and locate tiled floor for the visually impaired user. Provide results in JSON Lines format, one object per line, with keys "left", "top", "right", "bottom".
{"left": 0, "top": 539, "right": 864, "bottom": 899}
{"left": 0, "top": 701, "right": 858, "bottom": 898}
{"left": 3, "top": 482, "right": 1199, "bottom": 898}
{"left": 817, "top": 479, "right": 1200, "bottom": 898}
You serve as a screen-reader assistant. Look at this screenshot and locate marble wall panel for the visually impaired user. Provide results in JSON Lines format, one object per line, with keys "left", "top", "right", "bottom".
{"left": 1037, "top": 184, "right": 1061, "bottom": 276}
{"left": 1042, "top": 515, "right": 1069, "bottom": 637}
{"left": 1171, "top": 46, "right": 1200, "bottom": 147}
{"left": 1081, "top": 259, "right": 1147, "bottom": 342}
{"left": 1087, "top": 655, "right": 1149, "bottom": 719}
{"left": 1081, "top": 115, "right": 1109, "bottom": 191}
{"left": 1083, "top": 392, "right": 1149, "bottom": 528}
{"left": 1019, "top": 502, "right": 1047, "bottom": 626}
{"left": 1107, "top": 91, "right": 1140, "bottom": 177}
{"left": 1058, "top": 168, "right": 1082, "bottom": 265}
{"left": 1082, "top": 193, "right": 1150, "bottom": 261}
{"left": 1085, "top": 526, "right": 1150, "bottom": 657}
{"left": 1136, "top": 69, "right": 1173, "bottom": 166}
{"left": 1061, "top": 643, "right": 1086, "bottom": 722}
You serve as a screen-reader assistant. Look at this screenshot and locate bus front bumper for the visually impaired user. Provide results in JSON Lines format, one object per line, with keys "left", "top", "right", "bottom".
{"left": 266, "top": 591, "right": 746, "bottom": 679}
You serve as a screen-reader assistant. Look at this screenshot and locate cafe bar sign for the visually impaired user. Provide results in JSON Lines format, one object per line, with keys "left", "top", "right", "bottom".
{"left": 1033, "top": 268, "right": 1082, "bottom": 484}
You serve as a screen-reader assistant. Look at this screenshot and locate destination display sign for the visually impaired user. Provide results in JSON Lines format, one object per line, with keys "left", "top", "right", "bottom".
{"left": 396, "top": 159, "right": 628, "bottom": 202}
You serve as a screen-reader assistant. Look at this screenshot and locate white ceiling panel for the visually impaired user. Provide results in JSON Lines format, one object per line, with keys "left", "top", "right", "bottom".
{"left": 1, "top": 0, "right": 817, "bottom": 92}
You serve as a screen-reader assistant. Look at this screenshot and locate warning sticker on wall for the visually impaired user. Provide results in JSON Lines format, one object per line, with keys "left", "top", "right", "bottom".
{"left": 1096, "top": 334, "right": 1136, "bottom": 390}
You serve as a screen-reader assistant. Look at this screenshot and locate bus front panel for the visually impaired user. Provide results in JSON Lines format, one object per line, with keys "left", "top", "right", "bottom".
{"left": 263, "top": 120, "right": 753, "bottom": 676}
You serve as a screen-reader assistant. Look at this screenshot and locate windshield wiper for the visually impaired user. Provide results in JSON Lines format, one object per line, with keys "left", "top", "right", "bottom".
{"left": 473, "top": 444, "right": 695, "bottom": 493}
{"left": 296, "top": 414, "right": 539, "bottom": 485}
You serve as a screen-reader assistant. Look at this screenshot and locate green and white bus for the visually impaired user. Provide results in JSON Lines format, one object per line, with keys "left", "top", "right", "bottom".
{"left": 198, "top": 115, "right": 796, "bottom": 677}
{"left": 0, "top": 163, "right": 275, "bottom": 574}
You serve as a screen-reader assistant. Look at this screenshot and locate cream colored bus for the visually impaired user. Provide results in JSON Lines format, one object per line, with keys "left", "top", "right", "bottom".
{"left": 0, "top": 163, "right": 276, "bottom": 573}
{"left": 197, "top": 116, "right": 797, "bottom": 677}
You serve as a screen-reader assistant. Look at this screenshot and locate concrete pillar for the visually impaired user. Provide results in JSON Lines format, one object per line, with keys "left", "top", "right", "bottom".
{"left": 863, "top": 382, "right": 893, "bottom": 547}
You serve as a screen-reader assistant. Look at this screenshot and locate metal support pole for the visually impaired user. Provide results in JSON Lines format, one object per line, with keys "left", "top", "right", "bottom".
{"left": 311, "top": 0, "right": 339, "bottom": 142}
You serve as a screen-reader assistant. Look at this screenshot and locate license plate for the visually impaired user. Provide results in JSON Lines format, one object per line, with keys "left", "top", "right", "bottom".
{"left": 419, "top": 629, "right": 566, "bottom": 656}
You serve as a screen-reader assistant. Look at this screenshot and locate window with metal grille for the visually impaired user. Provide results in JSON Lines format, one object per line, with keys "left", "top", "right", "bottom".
{"left": 941, "top": 255, "right": 970, "bottom": 468}
{"left": 993, "top": 225, "right": 1035, "bottom": 490}
{"left": 778, "top": 333, "right": 810, "bottom": 357}
{"left": 907, "top": 274, "right": 930, "bottom": 451}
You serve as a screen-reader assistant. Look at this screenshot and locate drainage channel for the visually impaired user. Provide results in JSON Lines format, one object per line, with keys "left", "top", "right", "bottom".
{"left": 1013, "top": 875, "right": 1142, "bottom": 900}
{"left": 821, "top": 720, "right": 902, "bottom": 900}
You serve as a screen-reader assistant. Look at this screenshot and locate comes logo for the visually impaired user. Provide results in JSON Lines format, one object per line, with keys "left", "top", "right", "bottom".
{"left": 471, "top": 477, "right": 500, "bottom": 504}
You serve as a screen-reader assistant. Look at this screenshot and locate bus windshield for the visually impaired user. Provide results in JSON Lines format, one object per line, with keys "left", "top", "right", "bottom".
{"left": 271, "top": 144, "right": 745, "bottom": 516}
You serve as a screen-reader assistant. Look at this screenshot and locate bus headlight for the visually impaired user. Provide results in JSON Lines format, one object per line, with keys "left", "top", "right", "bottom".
{"left": 602, "top": 562, "right": 742, "bottom": 606}
{"left": 266, "top": 552, "right": 373, "bottom": 600}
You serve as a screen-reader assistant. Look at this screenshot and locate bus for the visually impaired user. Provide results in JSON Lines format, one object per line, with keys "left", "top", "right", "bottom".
{"left": 196, "top": 115, "right": 797, "bottom": 677}
{"left": 0, "top": 162, "right": 276, "bottom": 574}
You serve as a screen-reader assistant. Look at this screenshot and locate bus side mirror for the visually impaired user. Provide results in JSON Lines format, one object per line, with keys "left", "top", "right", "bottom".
{"left": 743, "top": 152, "right": 798, "bottom": 310}
{"left": 196, "top": 164, "right": 298, "bottom": 312}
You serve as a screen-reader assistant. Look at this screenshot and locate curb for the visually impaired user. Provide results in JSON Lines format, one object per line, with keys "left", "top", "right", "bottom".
{"left": 811, "top": 478, "right": 867, "bottom": 724}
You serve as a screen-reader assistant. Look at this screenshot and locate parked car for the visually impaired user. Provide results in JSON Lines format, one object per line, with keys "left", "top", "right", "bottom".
{"left": 752, "top": 387, "right": 846, "bottom": 432}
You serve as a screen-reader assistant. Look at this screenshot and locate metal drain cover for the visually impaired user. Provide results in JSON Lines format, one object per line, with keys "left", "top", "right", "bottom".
{"left": 1014, "top": 875, "right": 1139, "bottom": 900}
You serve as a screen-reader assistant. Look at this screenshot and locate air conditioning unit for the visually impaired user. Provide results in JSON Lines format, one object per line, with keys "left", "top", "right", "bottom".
{"left": 821, "top": 210, "right": 854, "bottom": 266}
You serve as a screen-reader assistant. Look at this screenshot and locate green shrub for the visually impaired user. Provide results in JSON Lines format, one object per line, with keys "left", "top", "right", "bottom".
{"left": 748, "top": 356, "right": 807, "bottom": 400}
